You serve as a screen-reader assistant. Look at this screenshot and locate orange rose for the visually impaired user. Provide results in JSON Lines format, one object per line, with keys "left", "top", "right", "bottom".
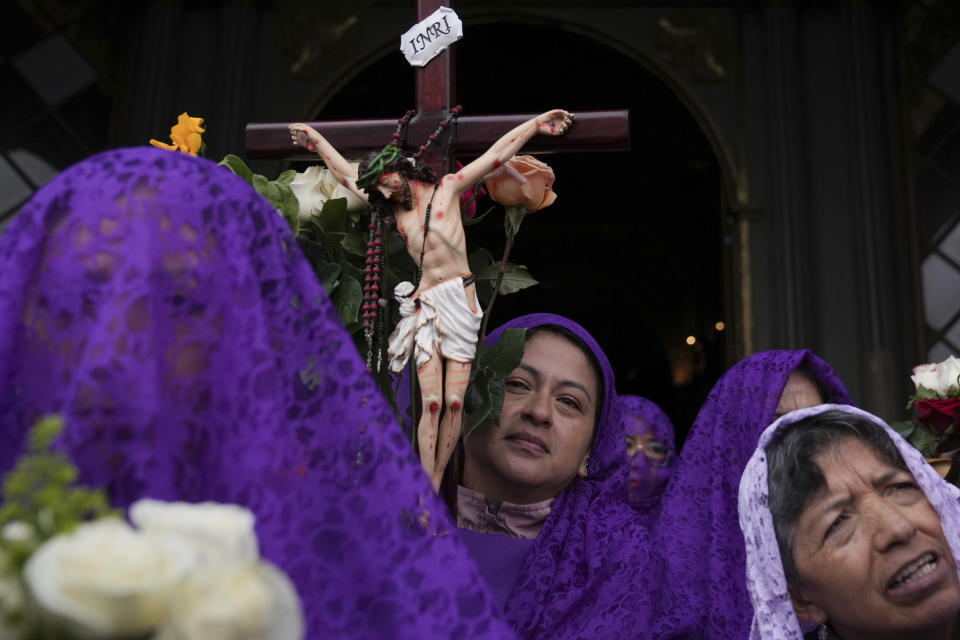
{"left": 482, "top": 155, "right": 556, "bottom": 212}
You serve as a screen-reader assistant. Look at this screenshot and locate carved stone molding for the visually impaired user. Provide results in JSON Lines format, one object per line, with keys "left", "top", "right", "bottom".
{"left": 655, "top": 9, "right": 732, "bottom": 84}
{"left": 277, "top": 2, "right": 364, "bottom": 80}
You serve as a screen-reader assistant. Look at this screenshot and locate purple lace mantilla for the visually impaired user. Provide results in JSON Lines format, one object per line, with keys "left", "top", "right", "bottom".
{"left": 0, "top": 148, "right": 514, "bottom": 640}
{"left": 651, "top": 350, "right": 850, "bottom": 639}
{"left": 618, "top": 394, "right": 675, "bottom": 513}
{"left": 484, "top": 314, "right": 660, "bottom": 639}
{"left": 739, "top": 404, "right": 960, "bottom": 639}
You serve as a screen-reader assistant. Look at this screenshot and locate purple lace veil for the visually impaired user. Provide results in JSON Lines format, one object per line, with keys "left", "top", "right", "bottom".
{"left": 738, "top": 403, "right": 960, "bottom": 639}
{"left": 652, "top": 350, "right": 850, "bottom": 639}
{"left": 0, "top": 148, "right": 515, "bottom": 640}
{"left": 617, "top": 395, "right": 676, "bottom": 511}
{"left": 483, "top": 314, "right": 659, "bottom": 639}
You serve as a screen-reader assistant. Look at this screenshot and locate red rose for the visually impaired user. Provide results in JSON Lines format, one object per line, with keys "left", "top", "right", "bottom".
{"left": 915, "top": 398, "right": 960, "bottom": 434}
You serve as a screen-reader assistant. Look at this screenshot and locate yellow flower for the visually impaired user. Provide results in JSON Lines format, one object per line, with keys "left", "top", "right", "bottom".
{"left": 149, "top": 112, "right": 205, "bottom": 155}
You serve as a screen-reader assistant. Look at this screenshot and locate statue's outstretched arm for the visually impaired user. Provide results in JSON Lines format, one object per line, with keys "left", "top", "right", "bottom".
{"left": 448, "top": 109, "right": 573, "bottom": 192}
{"left": 289, "top": 123, "right": 369, "bottom": 203}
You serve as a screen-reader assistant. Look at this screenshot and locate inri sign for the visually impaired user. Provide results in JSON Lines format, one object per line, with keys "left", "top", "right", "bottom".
{"left": 401, "top": 6, "right": 463, "bottom": 67}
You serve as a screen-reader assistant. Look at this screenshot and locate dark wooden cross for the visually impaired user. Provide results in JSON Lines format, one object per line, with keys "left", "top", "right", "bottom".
{"left": 246, "top": 1, "right": 629, "bottom": 171}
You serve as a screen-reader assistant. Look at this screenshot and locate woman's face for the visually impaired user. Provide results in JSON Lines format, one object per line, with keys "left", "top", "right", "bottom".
{"left": 625, "top": 419, "right": 673, "bottom": 505}
{"left": 789, "top": 437, "right": 960, "bottom": 638}
{"left": 463, "top": 331, "right": 598, "bottom": 504}
{"left": 776, "top": 369, "right": 824, "bottom": 418}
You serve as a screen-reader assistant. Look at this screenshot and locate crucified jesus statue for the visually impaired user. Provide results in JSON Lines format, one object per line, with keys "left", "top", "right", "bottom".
{"left": 289, "top": 108, "right": 574, "bottom": 491}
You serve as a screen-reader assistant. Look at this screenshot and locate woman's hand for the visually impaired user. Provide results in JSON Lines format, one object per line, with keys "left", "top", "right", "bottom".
{"left": 535, "top": 110, "right": 574, "bottom": 136}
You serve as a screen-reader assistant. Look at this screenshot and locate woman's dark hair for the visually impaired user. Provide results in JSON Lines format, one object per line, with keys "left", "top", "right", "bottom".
{"left": 766, "top": 410, "right": 910, "bottom": 583}
{"left": 525, "top": 324, "right": 605, "bottom": 431}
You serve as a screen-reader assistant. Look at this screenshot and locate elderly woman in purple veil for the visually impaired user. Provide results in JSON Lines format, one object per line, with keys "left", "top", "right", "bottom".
{"left": 651, "top": 350, "right": 850, "bottom": 639}
{"left": 617, "top": 395, "right": 676, "bottom": 513}
{"left": 452, "top": 314, "right": 661, "bottom": 639}
{"left": 739, "top": 404, "right": 960, "bottom": 640}
{"left": 0, "top": 147, "right": 514, "bottom": 639}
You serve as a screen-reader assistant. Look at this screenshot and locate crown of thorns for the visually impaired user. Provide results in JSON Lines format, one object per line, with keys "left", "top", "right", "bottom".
{"left": 354, "top": 106, "right": 462, "bottom": 191}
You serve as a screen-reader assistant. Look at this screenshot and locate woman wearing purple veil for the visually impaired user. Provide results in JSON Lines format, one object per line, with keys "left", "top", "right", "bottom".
{"left": 452, "top": 314, "right": 661, "bottom": 639}
{"left": 618, "top": 395, "right": 676, "bottom": 514}
{"left": 0, "top": 147, "right": 514, "bottom": 639}
{"left": 739, "top": 404, "right": 960, "bottom": 639}
{"left": 651, "top": 350, "right": 850, "bottom": 639}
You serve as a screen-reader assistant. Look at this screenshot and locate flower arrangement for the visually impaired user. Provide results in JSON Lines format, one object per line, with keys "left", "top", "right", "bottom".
{"left": 0, "top": 417, "right": 303, "bottom": 640}
{"left": 892, "top": 355, "right": 960, "bottom": 480}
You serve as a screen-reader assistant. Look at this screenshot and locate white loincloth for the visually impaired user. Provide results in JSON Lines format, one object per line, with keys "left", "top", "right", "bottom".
{"left": 387, "top": 277, "right": 482, "bottom": 372}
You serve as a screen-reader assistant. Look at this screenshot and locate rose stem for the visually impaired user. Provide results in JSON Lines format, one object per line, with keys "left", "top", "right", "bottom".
{"left": 480, "top": 232, "right": 516, "bottom": 340}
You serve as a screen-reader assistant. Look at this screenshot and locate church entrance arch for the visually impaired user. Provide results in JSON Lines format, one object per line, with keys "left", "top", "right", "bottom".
{"left": 306, "top": 20, "right": 730, "bottom": 440}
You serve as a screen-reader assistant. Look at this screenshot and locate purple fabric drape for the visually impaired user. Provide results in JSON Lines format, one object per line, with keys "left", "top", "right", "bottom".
{"left": 617, "top": 395, "right": 675, "bottom": 512}
{"left": 651, "top": 350, "right": 850, "bottom": 639}
{"left": 483, "top": 314, "right": 660, "bottom": 639}
{"left": 739, "top": 403, "right": 960, "bottom": 639}
{"left": 0, "top": 148, "right": 514, "bottom": 640}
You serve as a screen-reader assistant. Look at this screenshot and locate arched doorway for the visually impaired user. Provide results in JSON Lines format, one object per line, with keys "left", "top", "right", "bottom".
{"left": 311, "top": 22, "right": 726, "bottom": 441}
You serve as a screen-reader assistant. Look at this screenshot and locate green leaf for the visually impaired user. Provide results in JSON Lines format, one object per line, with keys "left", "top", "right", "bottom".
{"left": 331, "top": 275, "right": 362, "bottom": 325}
{"left": 908, "top": 424, "right": 941, "bottom": 458}
{"left": 464, "top": 370, "right": 487, "bottom": 415}
{"left": 486, "top": 377, "right": 506, "bottom": 428}
{"left": 889, "top": 420, "right": 915, "bottom": 440}
{"left": 275, "top": 169, "right": 297, "bottom": 187}
{"left": 218, "top": 154, "right": 253, "bottom": 184}
{"left": 264, "top": 182, "right": 283, "bottom": 208}
{"left": 29, "top": 415, "right": 63, "bottom": 453}
{"left": 468, "top": 248, "right": 495, "bottom": 274}
{"left": 477, "top": 262, "right": 538, "bottom": 295}
{"left": 504, "top": 205, "right": 527, "bottom": 237}
{"left": 340, "top": 260, "right": 365, "bottom": 284}
{"left": 341, "top": 233, "right": 367, "bottom": 257}
{"left": 480, "top": 328, "right": 525, "bottom": 377}
{"left": 386, "top": 231, "right": 406, "bottom": 256}
{"left": 251, "top": 173, "right": 269, "bottom": 197}
{"left": 277, "top": 184, "right": 300, "bottom": 235}
{"left": 462, "top": 371, "right": 492, "bottom": 440}
{"left": 316, "top": 263, "right": 341, "bottom": 293}
{"left": 348, "top": 209, "right": 362, "bottom": 230}
{"left": 319, "top": 197, "right": 348, "bottom": 233}
{"left": 914, "top": 385, "right": 940, "bottom": 402}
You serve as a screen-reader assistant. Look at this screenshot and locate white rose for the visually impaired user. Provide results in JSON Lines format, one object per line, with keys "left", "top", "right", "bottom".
{"left": 912, "top": 356, "right": 960, "bottom": 396}
{"left": 912, "top": 362, "right": 940, "bottom": 393}
{"left": 130, "top": 499, "right": 258, "bottom": 568}
{"left": 155, "top": 562, "right": 303, "bottom": 640}
{"left": 289, "top": 164, "right": 367, "bottom": 222}
{"left": 937, "top": 355, "right": 960, "bottom": 395}
{"left": 24, "top": 519, "right": 195, "bottom": 637}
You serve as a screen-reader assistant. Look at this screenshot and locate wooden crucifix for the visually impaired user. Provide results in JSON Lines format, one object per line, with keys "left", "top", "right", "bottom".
{"left": 246, "top": 1, "right": 629, "bottom": 171}
{"left": 246, "top": 0, "right": 629, "bottom": 494}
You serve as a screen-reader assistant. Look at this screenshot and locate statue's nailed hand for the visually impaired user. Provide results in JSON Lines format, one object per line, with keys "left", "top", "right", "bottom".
{"left": 535, "top": 109, "right": 574, "bottom": 136}
{"left": 288, "top": 123, "right": 320, "bottom": 151}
